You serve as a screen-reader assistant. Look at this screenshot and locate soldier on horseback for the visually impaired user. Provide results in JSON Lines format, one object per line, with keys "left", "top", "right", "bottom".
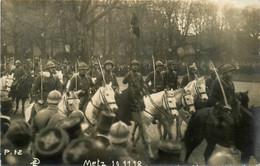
{"left": 145, "top": 61, "right": 164, "bottom": 93}
{"left": 181, "top": 63, "right": 198, "bottom": 87}
{"left": 32, "top": 61, "right": 62, "bottom": 109}
{"left": 208, "top": 63, "right": 239, "bottom": 153}
{"left": 88, "top": 61, "right": 100, "bottom": 80}
{"left": 96, "top": 60, "right": 119, "bottom": 93}
{"left": 68, "top": 62, "right": 94, "bottom": 111}
{"left": 162, "top": 60, "right": 179, "bottom": 90}
{"left": 122, "top": 60, "right": 154, "bottom": 159}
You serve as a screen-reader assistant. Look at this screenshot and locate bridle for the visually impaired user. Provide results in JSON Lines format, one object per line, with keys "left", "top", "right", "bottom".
{"left": 90, "top": 88, "right": 117, "bottom": 112}
{"left": 181, "top": 92, "right": 195, "bottom": 112}
{"left": 194, "top": 82, "right": 207, "bottom": 98}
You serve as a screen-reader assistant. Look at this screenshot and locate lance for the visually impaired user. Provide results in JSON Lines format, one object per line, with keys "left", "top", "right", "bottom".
{"left": 152, "top": 55, "right": 156, "bottom": 91}
{"left": 97, "top": 58, "right": 106, "bottom": 86}
{"left": 75, "top": 61, "right": 78, "bottom": 91}
{"left": 40, "top": 58, "right": 43, "bottom": 102}
{"left": 209, "top": 61, "right": 231, "bottom": 110}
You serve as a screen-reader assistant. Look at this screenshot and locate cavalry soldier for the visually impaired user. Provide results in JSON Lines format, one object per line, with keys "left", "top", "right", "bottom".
{"left": 208, "top": 64, "right": 239, "bottom": 153}
{"left": 24, "top": 59, "right": 33, "bottom": 75}
{"left": 68, "top": 62, "right": 94, "bottom": 111}
{"left": 145, "top": 61, "right": 165, "bottom": 93}
{"left": 122, "top": 60, "right": 154, "bottom": 159}
{"left": 88, "top": 61, "right": 100, "bottom": 79}
{"left": 162, "top": 60, "right": 179, "bottom": 90}
{"left": 31, "top": 90, "right": 66, "bottom": 138}
{"left": 32, "top": 61, "right": 62, "bottom": 108}
{"left": 181, "top": 63, "right": 198, "bottom": 87}
{"left": 62, "top": 59, "right": 72, "bottom": 89}
{"left": 12, "top": 60, "right": 26, "bottom": 87}
{"left": 96, "top": 60, "right": 119, "bottom": 93}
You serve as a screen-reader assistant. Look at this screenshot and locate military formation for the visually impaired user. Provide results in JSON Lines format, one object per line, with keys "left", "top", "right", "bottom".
{"left": 0, "top": 56, "right": 243, "bottom": 165}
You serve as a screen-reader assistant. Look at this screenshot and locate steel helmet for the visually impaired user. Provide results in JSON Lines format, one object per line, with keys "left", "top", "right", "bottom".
{"left": 167, "top": 60, "right": 176, "bottom": 66}
{"left": 94, "top": 62, "right": 98, "bottom": 66}
{"left": 45, "top": 61, "right": 56, "bottom": 69}
{"left": 155, "top": 61, "right": 163, "bottom": 67}
{"left": 47, "top": 90, "right": 61, "bottom": 104}
{"left": 78, "top": 62, "right": 89, "bottom": 70}
{"left": 131, "top": 60, "right": 140, "bottom": 66}
{"left": 104, "top": 60, "right": 114, "bottom": 67}
{"left": 108, "top": 121, "right": 129, "bottom": 144}
{"left": 189, "top": 64, "right": 197, "bottom": 71}
{"left": 15, "top": 60, "right": 21, "bottom": 65}
{"left": 221, "top": 64, "right": 236, "bottom": 74}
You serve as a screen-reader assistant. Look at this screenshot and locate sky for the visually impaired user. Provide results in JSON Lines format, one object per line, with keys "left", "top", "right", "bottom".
{"left": 209, "top": 0, "right": 260, "bottom": 8}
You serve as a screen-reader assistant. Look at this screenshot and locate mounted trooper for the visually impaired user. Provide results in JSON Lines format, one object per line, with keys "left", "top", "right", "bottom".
{"left": 88, "top": 61, "right": 100, "bottom": 83}
{"left": 33, "top": 56, "right": 41, "bottom": 77}
{"left": 12, "top": 60, "right": 26, "bottom": 89}
{"left": 162, "top": 60, "right": 179, "bottom": 90}
{"left": 145, "top": 61, "right": 165, "bottom": 93}
{"left": 96, "top": 60, "right": 119, "bottom": 93}
{"left": 32, "top": 60, "right": 62, "bottom": 108}
{"left": 122, "top": 60, "right": 154, "bottom": 159}
{"left": 181, "top": 63, "right": 198, "bottom": 87}
{"left": 208, "top": 63, "right": 239, "bottom": 153}
{"left": 68, "top": 62, "right": 94, "bottom": 111}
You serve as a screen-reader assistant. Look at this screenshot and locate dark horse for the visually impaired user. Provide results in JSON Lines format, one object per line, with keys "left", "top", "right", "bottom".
{"left": 14, "top": 74, "right": 33, "bottom": 117}
{"left": 183, "top": 91, "right": 259, "bottom": 164}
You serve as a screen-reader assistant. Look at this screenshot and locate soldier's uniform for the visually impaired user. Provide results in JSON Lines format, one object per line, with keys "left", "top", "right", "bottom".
{"left": 145, "top": 61, "right": 165, "bottom": 93}
{"left": 162, "top": 60, "right": 179, "bottom": 90}
{"left": 62, "top": 60, "right": 72, "bottom": 89}
{"left": 33, "top": 57, "right": 41, "bottom": 77}
{"left": 68, "top": 62, "right": 94, "bottom": 111}
{"left": 181, "top": 64, "right": 198, "bottom": 87}
{"left": 208, "top": 64, "right": 239, "bottom": 151}
{"left": 32, "top": 61, "right": 62, "bottom": 107}
{"left": 96, "top": 60, "right": 119, "bottom": 92}
{"left": 87, "top": 62, "right": 100, "bottom": 79}
{"left": 31, "top": 90, "right": 66, "bottom": 139}
{"left": 12, "top": 60, "right": 26, "bottom": 90}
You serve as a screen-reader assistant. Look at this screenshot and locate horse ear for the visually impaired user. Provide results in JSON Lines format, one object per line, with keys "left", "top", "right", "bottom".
{"left": 108, "top": 82, "right": 112, "bottom": 87}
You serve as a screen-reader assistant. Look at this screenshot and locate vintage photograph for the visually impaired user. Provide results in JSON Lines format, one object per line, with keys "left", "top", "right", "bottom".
{"left": 1, "top": 0, "right": 259, "bottom": 165}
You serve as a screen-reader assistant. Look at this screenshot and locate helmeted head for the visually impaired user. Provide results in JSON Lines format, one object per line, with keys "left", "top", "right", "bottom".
{"left": 189, "top": 63, "right": 198, "bottom": 74}
{"left": 15, "top": 60, "right": 21, "bottom": 67}
{"left": 47, "top": 90, "right": 62, "bottom": 105}
{"left": 63, "top": 59, "right": 68, "bottom": 64}
{"left": 34, "top": 57, "right": 40, "bottom": 62}
{"left": 78, "top": 62, "right": 89, "bottom": 76}
{"left": 108, "top": 121, "right": 129, "bottom": 145}
{"left": 167, "top": 60, "right": 177, "bottom": 71}
{"left": 221, "top": 64, "right": 236, "bottom": 78}
{"left": 155, "top": 61, "right": 164, "bottom": 72}
{"left": 104, "top": 60, "right": 114, "bottom": 71}
{"left": 45, "top": 61, "right": 56, "bottom": 74}
{"left": 131, "top": 60, "right": 139, "bottom": 72}
{"left": 26, "top": 59, "right": 32, "bottom": 64}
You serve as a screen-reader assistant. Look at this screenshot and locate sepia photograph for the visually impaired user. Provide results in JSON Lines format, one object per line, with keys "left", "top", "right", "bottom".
{"left": 1, "top": 0, "right": 260, "bottom": 165}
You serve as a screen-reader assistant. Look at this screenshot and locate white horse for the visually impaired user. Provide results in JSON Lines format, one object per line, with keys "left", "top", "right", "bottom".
{"left": 131, "top": 90, "right": 178, "bottom": 144}
{"left": 84, "top": 82, "right": 118, "bottom": 128}
{"left": 0, "top": 73, "right": 14, "bottom": 92}
{"left": 25, "top": 91, "right": 80, "bottom": 123}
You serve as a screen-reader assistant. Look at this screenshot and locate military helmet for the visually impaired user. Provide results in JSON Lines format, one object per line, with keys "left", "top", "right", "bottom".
{"left": 94, "top": 62, "right": 98, "bottom": 66}
{"left": 104, "top": 60, "right": 114, "bottom": 66}
{"left": 131, "top": 60, "right": 140, "bottom": 66}
{"left": 167, "top": 60, "right": 176, "bottom": 65}
{"left": 108, "top": 121, "right": 129, "bottom": 144}
{"left": 155, "top": 61, "right": 163, "bottom": 67}
{"left": 78, "top": 62, "right": 89, "bottom": 70}
{"left": 189, "top": 64, "right": 197, "bottom": 71}
{"left": 69, "top": 111, "right": 84, "bottom": 123}
{"left": 208, "top": 151, "right": 237, "bottom": 165}
{"left": 221, "top": 64, "right": 236, "bottom": 74}
{"left": 45, "top": 61, "right": 56, "bottom": 69}
{"left": 47, "top": 90, "right": 62, "bottom": 104}
{"left": 15, "top": 60, "right": 21, "bottom": 65}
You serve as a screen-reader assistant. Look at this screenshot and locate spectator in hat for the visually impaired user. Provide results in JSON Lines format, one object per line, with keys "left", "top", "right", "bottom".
{"left": 106, "top": 121, "right": 135, "bottom": 165}
{"left": 31, "top": 90, "right": 66, "bottom": 140}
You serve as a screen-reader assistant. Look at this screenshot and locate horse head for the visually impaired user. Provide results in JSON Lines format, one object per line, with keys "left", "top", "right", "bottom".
{"left": 61, "top": 91, "right": 80, "bottom": 115}
{"left": 100, "top": 82, "right": 118, "bottom": 113}
{"left": 163, "top": 89, "right": 178, "bottom": 118}
{"left": 182, "top": 90, "right": 196, "bottom": 114}
{"left": 185, "top": 77, "right": 208, "bottom": 100}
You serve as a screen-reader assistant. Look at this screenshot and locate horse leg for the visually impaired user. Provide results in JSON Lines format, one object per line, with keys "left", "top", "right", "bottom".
{"left": 132, "top": 126, "right": 140, "bottom": 153}
{"left": 131, "top": 122, "right": 138, "bottom": 142}
{"left": 21, "top": 98, "right": 26, "bottom": 117}
{"left": 204, "top": 141, "right": 216, "bottom": 164}
{"left": 139, "top": 121, "right": 154, "bottom": 159}
{"left": 176, "top": 116, "right": 182, "bottom": 141}
{"left": 162, "top": 119, "right": 173, "bottom": 140}
{"left": 184, "top": 137, "right": 203, "bottom": 162}
{"left": 157, "top": 122, "right": 163, "bottom": 140}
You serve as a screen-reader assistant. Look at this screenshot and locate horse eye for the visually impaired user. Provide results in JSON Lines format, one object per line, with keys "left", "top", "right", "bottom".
{"left": 169, "top": 101, "right": 172, "bottom": 103}
{"left": 106, "top": 94, "right": 109, "bottom": 96}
